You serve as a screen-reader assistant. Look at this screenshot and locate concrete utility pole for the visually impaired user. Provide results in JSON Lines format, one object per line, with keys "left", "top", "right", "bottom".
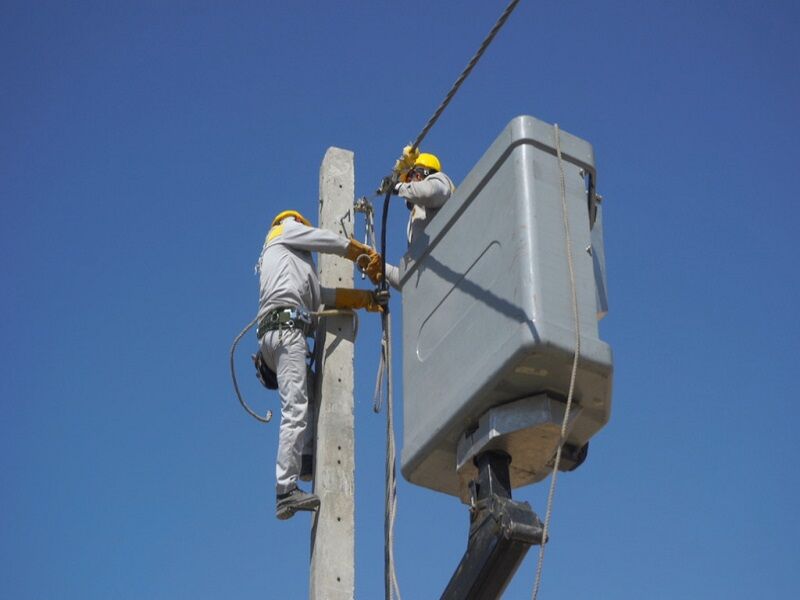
{"left": 309, "top": 147, "right": 356, "bottom": 600}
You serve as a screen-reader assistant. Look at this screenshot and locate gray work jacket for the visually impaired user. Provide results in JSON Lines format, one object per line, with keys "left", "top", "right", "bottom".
{"left": 386, "top": 171, "right": 455, "bottom": 289}
{"left": 396, "top": 171, "right": 455, "bottom": 244}
{"left": 256, "top": 218, "right": 349, "bottom": 322}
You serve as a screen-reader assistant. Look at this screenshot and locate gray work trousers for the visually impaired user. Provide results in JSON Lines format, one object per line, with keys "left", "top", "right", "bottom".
{"left": 258, "top": 328, "right": 314, "bottom": 495}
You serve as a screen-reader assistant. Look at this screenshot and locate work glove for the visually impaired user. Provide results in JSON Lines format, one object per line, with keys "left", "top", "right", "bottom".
{"left": 333, "top": 288, "right": 383, "bottom": 313}
{"left": 345, "top": 238, "right": 377, "bottom": 263}
{"left": 392, "top": 144, "right": 419, "bottom": 181}
{"left": 345, "top": 238, "right": 384, "bottom": 285}
{"left": 363, "top": 253, "right": 384, "bottom": 285}
{"left": 401, "top": 144, "right": 420, "bottom": 166}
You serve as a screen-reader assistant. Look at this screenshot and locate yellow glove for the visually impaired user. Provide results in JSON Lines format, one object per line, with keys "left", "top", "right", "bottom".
{"left": 345, "top": 238, "right": 383, "bottom": 285}
{"left": 393, "top": 144, "right": 420, "bottom": 182}
{"left": 333, "top": 288, "right": 383, "bottom": 312}
{"left": 345, "top": 238, "right": 377, "bottom": 262}
{"left": 363, "top": 253, "right": 384, "bottom": 285}
{"left": 402, "top": 144, "right": 420, "bottom": 164}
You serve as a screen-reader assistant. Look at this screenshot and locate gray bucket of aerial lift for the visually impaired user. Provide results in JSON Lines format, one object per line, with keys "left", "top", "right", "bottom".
{"left": 399, "top": 115, "right": 613, "bottom": 502}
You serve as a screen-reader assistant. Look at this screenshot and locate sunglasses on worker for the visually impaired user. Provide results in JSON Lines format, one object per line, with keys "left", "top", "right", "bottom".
{"left": 409, "top": 166, "right": 431, "bottom": 179}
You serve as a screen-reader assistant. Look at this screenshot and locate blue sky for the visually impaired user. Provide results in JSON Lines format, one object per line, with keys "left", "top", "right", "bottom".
{"left": 2, "top": 1, "right": 798, "bottom": 598}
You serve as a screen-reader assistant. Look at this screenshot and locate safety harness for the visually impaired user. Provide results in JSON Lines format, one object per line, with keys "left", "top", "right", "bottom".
{"left": 250, "top": 307, "right": 315, "bottom": 392}
{"left": 256, "top": 306, "right": 313, "bottom": 339}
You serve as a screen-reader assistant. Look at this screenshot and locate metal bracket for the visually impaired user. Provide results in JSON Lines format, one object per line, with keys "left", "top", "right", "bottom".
{"left": 338, "top": 207, "right": 353, "bottom": 239}
{"left": 440, "top": 451, "right": 544, "bottom": 600}
{"left": 456, "top": 394, "right": 582, "bottom": 503}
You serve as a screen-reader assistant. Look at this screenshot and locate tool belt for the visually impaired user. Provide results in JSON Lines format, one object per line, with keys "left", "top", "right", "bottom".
{"left": 257, "top": 306, "right": 313, "bottom": 339}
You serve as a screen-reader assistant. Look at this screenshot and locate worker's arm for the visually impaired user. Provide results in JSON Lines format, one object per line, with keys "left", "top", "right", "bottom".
{"left": 275, "top": 219, "right": 350, "bottom": 255}
{"left": 384, "top": 263, "right": 401, "bottom": 291}
{"left": 396, "top": 172, "right": 454, "bottom": 209}
{"left": 275, "top": 219, "right": 383, "bottom": 284}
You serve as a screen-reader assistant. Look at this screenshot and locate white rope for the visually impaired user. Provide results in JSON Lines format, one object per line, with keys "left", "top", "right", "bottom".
{"left": 375, "top": 310, "right": 401, "bottom": 599}
{"left": 383, "top": 311, "right": 401, "bottom": 600}
{"left": 373, "top": 328, "right": 387, "bottom": 413}
{"left": 531, "top": 124, "right": 582, "bottom": 599}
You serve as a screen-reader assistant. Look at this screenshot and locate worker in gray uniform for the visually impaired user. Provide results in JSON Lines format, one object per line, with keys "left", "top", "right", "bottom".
{"left": 257, "top": 209, "right": 383, "bottom": 520}
{"left": 384, "top": 151, "right": 454, "bottom": 289}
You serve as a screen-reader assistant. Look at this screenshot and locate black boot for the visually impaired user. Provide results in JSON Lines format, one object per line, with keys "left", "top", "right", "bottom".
{"left": 276, "top": 487, "right": 320, "bottom": 520}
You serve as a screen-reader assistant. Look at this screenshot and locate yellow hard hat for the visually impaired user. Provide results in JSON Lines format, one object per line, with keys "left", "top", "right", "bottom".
{"left": 414, "top": 153, "right": 441, "bottom": 173}
{"left": 272, "top": 210, "right": 310, "bottom": 227}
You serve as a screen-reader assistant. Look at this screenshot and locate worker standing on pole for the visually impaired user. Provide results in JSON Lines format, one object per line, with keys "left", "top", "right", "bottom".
{"left": 256, "top": 209, "right": 383, "bottom": 520}
{"left": 384, "top": 150, "right": 455, "bottom": 289}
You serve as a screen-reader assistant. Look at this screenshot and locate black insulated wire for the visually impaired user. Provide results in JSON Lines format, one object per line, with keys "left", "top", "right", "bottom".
{"left": 379, "top": 187, "right": 392, "bottom": 301}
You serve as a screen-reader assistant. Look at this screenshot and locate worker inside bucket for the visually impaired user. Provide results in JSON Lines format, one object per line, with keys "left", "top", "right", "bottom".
{"left": 384, "top": 149, "right": 455, "bottom": 290}
{"left": 256, "top": 209, "right": 384, "bottom": 520}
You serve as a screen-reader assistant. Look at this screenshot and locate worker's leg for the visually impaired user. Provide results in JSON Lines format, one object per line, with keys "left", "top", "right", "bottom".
{"left": 302, "top": 365, "right": 316, "bottom": 455}
{"left": 299, "top": 365, "right": 316, "bottom": 480}
{"left": 261, "top": 328, "right": 309, "bottom": 495}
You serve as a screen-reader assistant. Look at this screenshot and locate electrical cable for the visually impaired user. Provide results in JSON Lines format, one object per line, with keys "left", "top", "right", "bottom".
{"left": 376, "top": 185, "right": 400, "bottom": 599}
{"left": 382, "top": 311, "right": 401, "bottom": 600}
{"left": 409, "top": 0, "right": 522, "bottom": 152}
{"left": 379, "top": 189, "right": 392, "bottom": 292}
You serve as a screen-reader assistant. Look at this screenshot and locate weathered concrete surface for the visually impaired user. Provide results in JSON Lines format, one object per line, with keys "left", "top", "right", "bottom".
{"left": 309, "top": 147, "right": 355, "bottom": 600}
